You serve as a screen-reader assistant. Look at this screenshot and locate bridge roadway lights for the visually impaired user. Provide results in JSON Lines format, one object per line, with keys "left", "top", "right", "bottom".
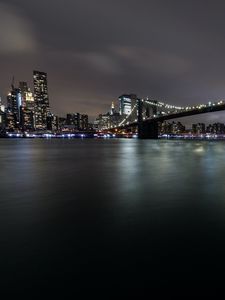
{"left": 138, "top": 121, "right": 159, "bottom": 139}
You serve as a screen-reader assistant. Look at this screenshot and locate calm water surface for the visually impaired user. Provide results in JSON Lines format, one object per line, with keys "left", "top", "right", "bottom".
{"left": 1, "top": 139, "right": 225, "bottom": 291}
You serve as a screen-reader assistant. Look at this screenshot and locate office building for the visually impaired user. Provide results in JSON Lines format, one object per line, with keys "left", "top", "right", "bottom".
{"left": 6, "top": 111, "right": 16, "bottom": 132}
{"left": 66, "top": 113, "right": 80, "bottom": 130}
{"left": 119, "top": 94, "right": 137, "bottom": 115}
{"left": 192, "top": 123, "right": 205, "bottom": 134}
{"left": 47, "top": 114, "right": 59, "bottom": 132}
{"left": 80, "top": 114, "right": 88, "bottom": 131}
{"left": 19, "top": 82, "right": 29, "bottom": 107}
{"left": 33, "top": 70, "right": 50, "bottom": 130}
{"left": 0, "top": 99, "right": 6, "bottom": 131}
{"left": 7, "top": 86, "right": 22, "bottom": 128}
{"left": 21, "top": 108, "right": 34, "bottom": 131}
{"left": 206, "top": 123, "right": 225, "bottom": 134}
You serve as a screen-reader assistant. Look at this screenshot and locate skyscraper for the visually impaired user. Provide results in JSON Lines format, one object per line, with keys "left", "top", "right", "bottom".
{"left": 111, "top": 101, "right": 115, "bottom": 115}
{"left": 24, "top": 90, "right": 35, "bottom": 112}
{"left": 18, "top": 82, "right": 35, "bottom": 131}
{"left": 0, "top": 98, "right": 5, "bottom": 132}
{"left": 33, "top": 70, "right": 50, "bottom": 130}
{"left": 7, "top": 83, "right": 22, "bottom": 128}
{"left": 21, "top": 108, "right": 34, "bottom": 131}
{"left": 19, "top": 81, "right": 28, "bottom": 107}
{"left": 119, "top": 94, "right": 137, "bottom": 115}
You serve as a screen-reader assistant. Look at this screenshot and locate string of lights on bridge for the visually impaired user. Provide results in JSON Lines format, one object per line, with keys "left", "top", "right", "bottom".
{"left": 109, "top": 98, "right": 225, "bottom": 130}
{"left": 145, "top": 98, "right": 224, "bottom": 111}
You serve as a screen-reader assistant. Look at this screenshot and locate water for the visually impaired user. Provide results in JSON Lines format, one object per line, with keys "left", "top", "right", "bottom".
{"left": 1, "top": 138, "right": 225, "bottom": 292}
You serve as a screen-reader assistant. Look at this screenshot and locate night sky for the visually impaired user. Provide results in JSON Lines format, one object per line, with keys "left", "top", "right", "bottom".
{"left": 1, "top": 0, "right": 225, "bottom": 125}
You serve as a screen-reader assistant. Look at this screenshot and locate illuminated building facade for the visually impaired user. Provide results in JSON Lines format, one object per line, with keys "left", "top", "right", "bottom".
{"left": 119, "top": 94, "right": 137, "bottom": 116}
{"left": 25, "top": 91, "right": 35, "bottom": 113}
{"left": 111, "top": 101, "right": 115, "bottom": 115}
{"left": 67, "top": 113, "right": 80, "bottom": 130}
{"left": 6, "top": 111, "right": 16, "bottom": 132}
{"left": 66, "top": 113, "right": 88, "bottom": 131}
{"left": 80, "top": 114, "right": 88, "bottom": 131}
{"left": 19, "top": 82, "right": 29, "bottom": 107}
{"left": 33, "top": 70, "right": 50, "bottom": 130}
{"left": 95, "top": 100, "right": 122, "bottom": 130}
{"left": 21, "top": 108, "right": 34, "bottom": 131}
{"left": 7, "top": 87, "right": 22, "bottom": 129}
{"left": 0, "top": 100, "right": 5, "bottom": 132}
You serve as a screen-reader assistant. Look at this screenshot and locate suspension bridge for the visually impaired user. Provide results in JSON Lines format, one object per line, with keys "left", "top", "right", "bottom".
{"left": 106, "top": 98, "right": 225, "bottom": 139}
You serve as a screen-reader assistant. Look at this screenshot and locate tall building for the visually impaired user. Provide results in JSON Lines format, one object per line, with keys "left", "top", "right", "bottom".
{"left": 0, "top": 97, "right": 5, "bottom": 113}
{"left": 0, "top": 111, "right": 5, "bottom": 132}
{"left": 119, "top": 94, "right": 137, "bottom": 115}
{"left": 67, "top": 113, "right": 80, "bottom": 130}
{"left": 7, "top": 85, "right": 22, "bottom": 128}
{"left": 33, "top": 70, "right": 50, "bottom": 130}
{"left": 19, "top": 81, "right": 28, "bottom": 107}
{"left": 24, "top": 90, "right": 35, "bottom": 112}
{"left": 7, "top": 81, "right": 35, "bottom": 131}
{"left": 21, "top": 108, "right": 34, "bottom": 131}
{"left": 0, "top": 98, "right": 6, "bottom": 132}
{"left": 6, "top": 111, "right": 16, "bottom": 132}
{"left": 95, "top": 113, "right": 111, "bottom": 130}
{"left": 19, "top": 81, "right": 35, "bottom": 112}
{"left": 111, "top": 101, "right": 115, "bottom": 115}
{"left": 19, "top": 81, "right": 35, "bottom": 131}
{"left": 80, "top": 114, "right": 88, "bottom": 131}
{"left": 46, "top": 114, "right": 58, "bottom": 132}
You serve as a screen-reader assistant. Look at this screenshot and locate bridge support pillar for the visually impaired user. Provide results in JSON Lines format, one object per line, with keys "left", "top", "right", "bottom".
{"left": 138, "top": 122, "right": 158, "bottom": 139}
{"left": 137, "top": 99, "right": 159, "bottom": 139}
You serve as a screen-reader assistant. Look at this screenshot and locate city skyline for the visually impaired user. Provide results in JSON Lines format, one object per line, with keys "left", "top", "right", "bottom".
{"left": 1, "top": 1, "right": 225, "bottom": 125}
{"left": 2, "top": 71, "right": 225, "bottom": 128}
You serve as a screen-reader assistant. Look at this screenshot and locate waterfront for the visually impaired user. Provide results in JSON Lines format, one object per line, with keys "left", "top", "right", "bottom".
{"left": 1, "top": 139, "right": 225, "bottom": 292}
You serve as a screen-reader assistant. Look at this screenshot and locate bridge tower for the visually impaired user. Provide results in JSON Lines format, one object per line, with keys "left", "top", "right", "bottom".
{"left": 137, "top": 99, "right": 159, "bottom": 139}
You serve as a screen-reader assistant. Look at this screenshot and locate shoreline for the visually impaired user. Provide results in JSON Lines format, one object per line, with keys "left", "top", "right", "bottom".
{"left": 1, "top": 133, "right": 225, "bottom": 140}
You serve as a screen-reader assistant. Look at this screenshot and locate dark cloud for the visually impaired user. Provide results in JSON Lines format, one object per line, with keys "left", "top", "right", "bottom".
{"left": 0, "top": 3, "right": 38, "bottom": 54}
{"left": 1, "top": 0, "right": 225, "bottom": 124}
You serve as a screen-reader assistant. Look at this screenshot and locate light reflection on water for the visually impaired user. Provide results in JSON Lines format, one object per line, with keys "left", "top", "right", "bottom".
{"left": 1, "top": 138, "right": 225, "bottom": 290}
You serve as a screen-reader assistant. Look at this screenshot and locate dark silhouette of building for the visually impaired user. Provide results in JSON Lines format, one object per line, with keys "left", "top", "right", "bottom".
{"left": 7, "top": 81, "right": 22, "bottom": 129}
{"left": 160, "top": 121, "right": 186, "bottom": 135}
{"left": 206, "top": 123, "right": 225, "bottom": 134}
{"left": 0, "top": 99, "right": 6, "bottom": 132}
{"left": 66, "top": 113, "right": 89, "bottom": 131}
{"left": 80, "top": 114, "right": 88, "bottom": 131}
{"left": 66, "top": 113, "right": 80, "bottom": 130}
{"left": 192, "top": 123, "right": 205, "bottom": 134}
{"left": 47, "top": 114, "right": 59, "bottom": 131}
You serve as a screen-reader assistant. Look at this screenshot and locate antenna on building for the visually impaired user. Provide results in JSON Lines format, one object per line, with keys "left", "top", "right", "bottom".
{"left": 111, "top": 101, "right": 115, "bottom": 115}
{"left": 11, "top": 76, "right": 15, "bottom": 90}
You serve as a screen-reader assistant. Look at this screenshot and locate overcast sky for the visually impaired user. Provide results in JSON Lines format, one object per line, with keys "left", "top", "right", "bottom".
{"left": 1, "top": 0, "right": 225, "bottom": 124}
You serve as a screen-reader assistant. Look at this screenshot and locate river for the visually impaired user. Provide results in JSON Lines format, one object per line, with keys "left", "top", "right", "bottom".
{"left": 0, "top": 138, "right": 225, "bottom": 292}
